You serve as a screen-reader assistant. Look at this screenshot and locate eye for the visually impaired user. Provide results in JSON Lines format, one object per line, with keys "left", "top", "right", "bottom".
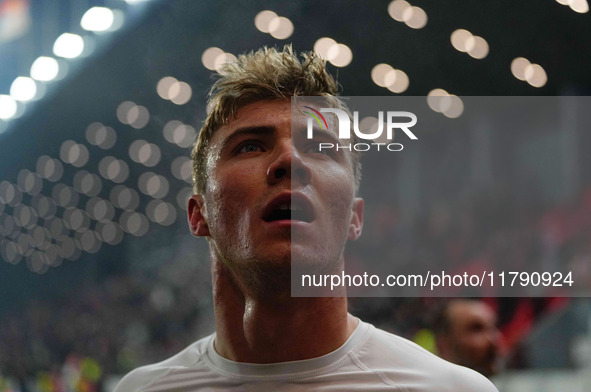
{"left": 236, "top": 141, "right": 264, "bottom": 154}
{"left": 303, "top": 142, "right": 334, "bottom": 157}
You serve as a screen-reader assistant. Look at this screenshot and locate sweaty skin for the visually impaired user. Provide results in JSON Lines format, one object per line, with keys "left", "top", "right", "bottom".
{"left": 188, "top": 99, "right": 363, "bottom": 363}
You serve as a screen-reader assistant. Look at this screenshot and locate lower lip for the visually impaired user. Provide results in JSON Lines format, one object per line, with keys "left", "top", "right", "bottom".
{"left": 264, "top": 220, "right": 311, "bottom": 228}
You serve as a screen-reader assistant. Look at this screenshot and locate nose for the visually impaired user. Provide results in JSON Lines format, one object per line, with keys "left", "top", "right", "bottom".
{"left": 266, "top": 142, "right": 312, "bottom": 186}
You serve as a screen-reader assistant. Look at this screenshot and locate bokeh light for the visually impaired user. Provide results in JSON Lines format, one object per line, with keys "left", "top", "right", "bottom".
{"left": 36, "top": 156, "right": 64, "bottom": 182}
{"left": 81, "top": 7, "right": 115, "bottom": 32}
{"left": 388, "top": 0, "right": 410, "bottom": 21}
{"left": 47, "top": 218, "right": 68, "bottom": 240}
{"left": 129, "top": 140, "right": 161, "bottom": 167}
{"left": 451, "top": 29, "right": 489, "bottom": 59}
{"left": 157, "top": 76, "right": 177, "bottom": 99}
{"left": 57, "top": 237, "right": 79, "bottom": 261}
{"left": 201, "top": 47, "right": 237, "bottom": 72}
{"left": 388, "top": 0, "right": 427, "bottom": 29}
{"left": 387, "top": 69, "right": 409, "bottom": 93}
{"left": 371, "top": 63, "right": 409, "bottom": 93}
{"left": 110, "top": 185, "right": 140, "bottom": 211}
{"left": 328, "top": 44, "right": 353, "bottom": 67}
{"left": 157, "top": 76, "right": 192, "bottom": 105}
{"left": 254, "top": 10, "right": 278, "bottom": 33}
{"left": 96, "top": 221, "right": 124, "bottom": 246}
{"left": 86, "top": 197, "right": 116, "bottom": 222}
{"left": 116, "top": 101, "right": 150, "bottom": 129}
{"left": 163, "top": 120, "right": 196, "bottom": 148}
{"left": 171, "top": 156, "right": 193, "bottom": 183}
{"left": 32, "top": 195, "right": 57, "bottom": 219}
{"left": 0, "top": 95, "right": 18, "bottom": 120}
{"left": 511, "top": 57, "right": 547, "bottom": 87}
{"left": 13, "top": 204, "right": 37, "bottom": 229}
{"left": 570, "top": 0, "right": 589, "bottom": 13}
{"left": 213, "top": 52, "right": 237, "bottom": 73}
{"left": 27, "top": 251, "right": 49, "bottom": 274}
{"left": 53, "top": 33, "right": 84, "bottom": 58}
{"left": 556, "top": 0, "right": 589, "bottom": 13}
{"left": 427, "top": 89, "right": 464, "bottom": 118}
{"left": 0, "top": 215, "right": 16, "bottom": 238}
{"left": 98, "top": 156, "right": 130, "bottom": 183}
{"left": 524, "top": 63, "right": 548, "bottom": 88}
{"left": 511, "top": 57, "right": 530, "bottom": 81}
{"left": 86, "top": 122, "right": 117, "bottom": 149}
{"left": 120, "top": 211, "right": 149, "bottom": 237}
{"left": 201, "top": 47, "right": 224, "bottom": 70}
{"left": 63, "top": 207, "right": 91, "bottom": 232}
{"left": 255, "top": 11, "right": 293, "bottom": 39}
{"left": 403, "top": 6, "right": 428, "bottom": 29}
{"left": 269, "top": 16, "right": 294, "bottom": 39}
{"left": 146, "top": 199, "right": 177, "bottom": 226}
{"left": 17, "top": 169, "right": 43, "bottom": 195}
{"left": 10, "top": 77, "right": 38, "bottom": 102}
{"left": 1, "top": 240, "right": 23, "bottom": 265}
{"left": 450, "top": 29, "right": 472, "bottom": 52}
{"left": 313, "top": 37, "right": 353, "bottom": 67}
{"left": 76, "top": 230, "right": 101, "bottom": 253}
{"left": 138, "top": 172, "right": 169, "bottom": 199}
{"left": 52, "top": 184, "right": 79, "bottom": 208}
{"left": 0, "top": 181, "right": 22, "bottom": 206}
{"left": 169, "top": 81, "right": 192, "bottom": 105}
{"left": 59, "top": 140, "right": 90, "bottom": 167}
{"left": 73, "top": 170, "right": 102, "bottom": 197}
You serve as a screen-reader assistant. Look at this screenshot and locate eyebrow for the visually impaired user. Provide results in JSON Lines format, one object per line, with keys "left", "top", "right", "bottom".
{"left": 312, "top": 129, "right": 341, "bottom": 145}
{"left": 220, "top": 126, "right": 275, "bottom": 152}
{"left": 297, "top": 124, "right": 341, "bottom": 145}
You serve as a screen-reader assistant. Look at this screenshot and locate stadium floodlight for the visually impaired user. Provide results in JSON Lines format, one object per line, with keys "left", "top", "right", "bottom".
{"left": 0, "top": 95, "right": 18, "bottom": 119}
{"left": 10, "top": 77, "right": 37, "bottom": 102}
{"left": 30, "top": 57, "right": 60, "bottom": 81}
{"left": 53, "top": 33, "right": 84, "bottom": 58}
{"left": 81, "top": 7, "right": 115, "bottom": 32}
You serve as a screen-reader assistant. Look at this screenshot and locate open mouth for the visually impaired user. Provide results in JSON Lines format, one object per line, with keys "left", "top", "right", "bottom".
{"left": 263, "top": 194, "right": 315, "bottom": 223}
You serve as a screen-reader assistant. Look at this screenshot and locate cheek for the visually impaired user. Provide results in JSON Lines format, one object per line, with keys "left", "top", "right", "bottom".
{"left": 323, "top": 170, "right": 356, "bottom": 210}
{"left": 464, "top": 335, "right": 488, "bottom": 350}
{"left": 321, "top": 173, "right": 356, "bottom": 238}
{"left": 206, "top": 169, "right": 259, "bottom": 234}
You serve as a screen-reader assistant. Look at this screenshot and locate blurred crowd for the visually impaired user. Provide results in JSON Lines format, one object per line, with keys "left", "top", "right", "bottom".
{"left": 0, "top": 235, "right": 214, "bottom": 392}
{"left": 1, "top": 185, "right": 590, "bottom": 391}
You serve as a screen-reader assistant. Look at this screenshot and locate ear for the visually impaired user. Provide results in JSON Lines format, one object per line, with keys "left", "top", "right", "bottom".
{"left": 188, "top": 194, "right": 210, "bottom": 237}
{"left": 348, "top": 197, "right": 364, "bottom": 240}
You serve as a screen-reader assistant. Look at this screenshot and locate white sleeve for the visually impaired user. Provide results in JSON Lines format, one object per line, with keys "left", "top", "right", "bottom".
{"left": 449, "top": 365, "right": 499, "bottom": 392}
{"left": 112, "top": 366, "right": 171, "bottom": 392}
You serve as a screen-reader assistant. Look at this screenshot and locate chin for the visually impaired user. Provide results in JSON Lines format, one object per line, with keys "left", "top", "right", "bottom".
{"left": 291, "top": 252, "right": 343, "bottom": 276}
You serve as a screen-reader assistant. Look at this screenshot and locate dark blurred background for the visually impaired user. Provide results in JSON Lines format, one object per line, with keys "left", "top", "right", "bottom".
{"left": 1, "top": 0, "right": 591, "bottom": 391}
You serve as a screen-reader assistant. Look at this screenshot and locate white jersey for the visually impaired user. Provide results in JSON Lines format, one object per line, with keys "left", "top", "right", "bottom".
{"left": 114, "top": 320, "right": 498, "bottom": 391}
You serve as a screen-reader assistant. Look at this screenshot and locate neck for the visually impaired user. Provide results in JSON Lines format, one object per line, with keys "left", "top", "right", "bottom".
{"left": 211, "top": 258, "right": 357, "bottom": 363}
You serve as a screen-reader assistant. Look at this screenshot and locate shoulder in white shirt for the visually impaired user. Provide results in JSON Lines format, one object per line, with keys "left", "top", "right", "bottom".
{"left": 114, "top": 319, "right": 498, "bottom": 391}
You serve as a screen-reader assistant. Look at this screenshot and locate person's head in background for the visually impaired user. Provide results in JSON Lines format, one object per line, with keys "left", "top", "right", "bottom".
{"left": 435, "top": 299, "right": 502, "bottom": 377}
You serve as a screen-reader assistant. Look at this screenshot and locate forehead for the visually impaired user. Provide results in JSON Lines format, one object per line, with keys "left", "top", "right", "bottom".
{"left": 214, "top": 100, "right": 291, "bottom": 139}
{"left": 210, "top": 99, "right": 337, "bottom": 144}
{"left": 449, "top": 302, "right": 496, "bottom": 326}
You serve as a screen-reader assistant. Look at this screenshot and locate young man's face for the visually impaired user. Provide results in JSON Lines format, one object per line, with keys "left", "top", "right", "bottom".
{"left": 188, "top": 99, "right": 363, "bottom": 275}
{"left": 446, "top": 301, "right": 501, "bottom": 377}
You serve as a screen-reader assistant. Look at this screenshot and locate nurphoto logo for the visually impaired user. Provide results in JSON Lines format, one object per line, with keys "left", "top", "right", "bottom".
{"left": 303, "top": 106, "right": 418, "bottom": 152}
